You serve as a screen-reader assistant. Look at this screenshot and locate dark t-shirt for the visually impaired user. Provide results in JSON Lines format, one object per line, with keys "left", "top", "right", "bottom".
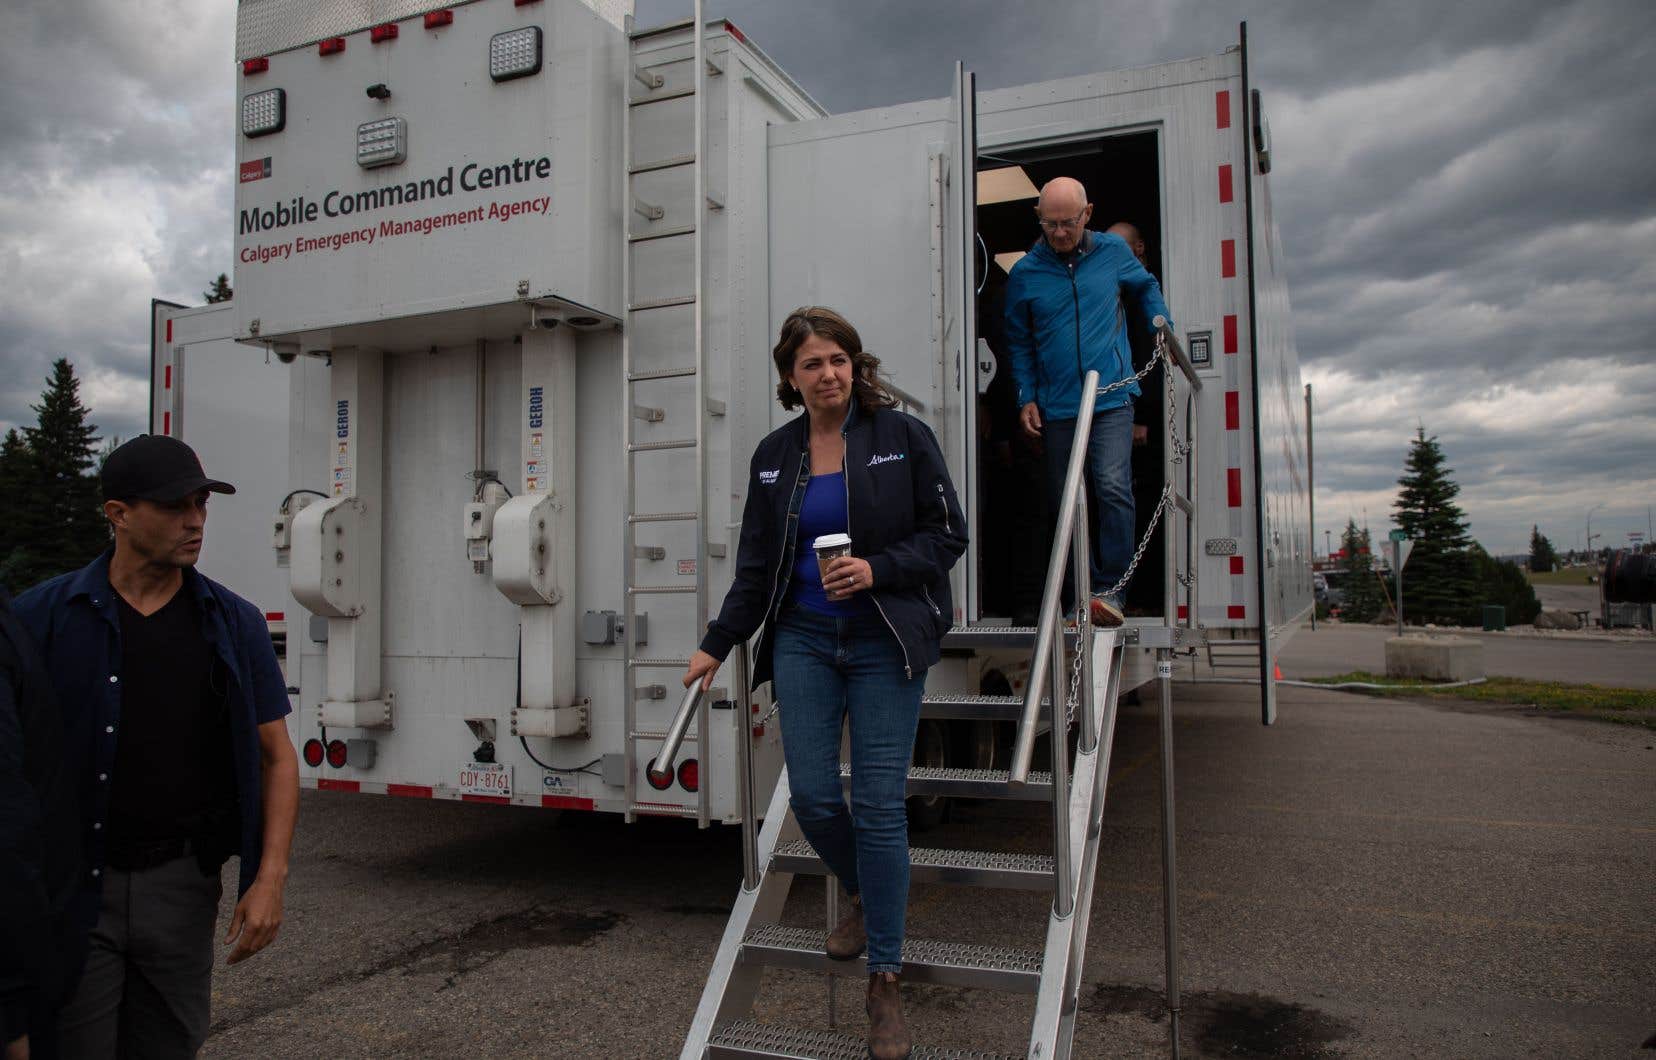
{"left": 108, "top": 588, "right": 235, "bottom": 846}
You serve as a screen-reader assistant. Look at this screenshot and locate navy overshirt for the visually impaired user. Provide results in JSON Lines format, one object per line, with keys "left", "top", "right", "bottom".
{"left": 13, "top": 551, "right": 291, "bottom": 930}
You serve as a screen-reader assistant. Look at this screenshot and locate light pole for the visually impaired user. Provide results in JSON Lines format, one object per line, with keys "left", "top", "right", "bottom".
{"left": 1586, "top": 503, "right": 1605, "bottom": 562}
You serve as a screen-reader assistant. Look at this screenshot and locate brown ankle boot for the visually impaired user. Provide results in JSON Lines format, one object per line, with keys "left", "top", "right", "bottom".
{"left": 826, "top": 896, "right": 866, "bottom": 960}
{"left": 865, "top": 971, "right": 911, "bottom": 1060}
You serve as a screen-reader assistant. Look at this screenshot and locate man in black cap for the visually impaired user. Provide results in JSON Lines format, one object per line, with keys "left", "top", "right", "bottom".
{"left": 12, "top": 434, "right": 297, "bottom": 1056}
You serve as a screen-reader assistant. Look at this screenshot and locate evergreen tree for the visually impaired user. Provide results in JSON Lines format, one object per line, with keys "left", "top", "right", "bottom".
{"left": 1337, "top": 518, "right": 1386, "bottom": 623}
{"left": 1528, "top": 525, "right": 1558, "bottom": 574}
{"left": 0, "top": 429, "right": 39, "bottom": 593}
{"left": 1392, "top": 428, "right": 1475, "bottom": 624}
{"left": 204, "top": 273, "right": 233, "bottom": 303}
{"left": 13, "top": 359, "right": 107, "bottom": 589}
{"left": 1467, "top": 545, "right": 1541, "bottom": 626}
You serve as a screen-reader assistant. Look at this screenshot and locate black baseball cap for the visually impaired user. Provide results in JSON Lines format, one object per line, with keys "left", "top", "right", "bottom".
{"left": 101, "top": 435, "right": 236, "bottom": 502}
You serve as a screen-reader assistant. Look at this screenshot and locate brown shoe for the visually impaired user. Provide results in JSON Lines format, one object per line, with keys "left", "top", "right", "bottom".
{"left": 865, "top": 971, "right": 912, "bottom": 1059}
{"left": 1089, "top": 594, "right": 1125, "bottom": 628}
{"left": 826, "top": 895, "right": 866, "bottom": 960}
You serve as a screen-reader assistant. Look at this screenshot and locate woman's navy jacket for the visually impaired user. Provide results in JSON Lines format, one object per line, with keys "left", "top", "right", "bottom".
{"left": 699, "top": 397, "right": 968, "bottom": 688}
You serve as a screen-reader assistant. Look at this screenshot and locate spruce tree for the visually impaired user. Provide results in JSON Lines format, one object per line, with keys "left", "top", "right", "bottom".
{"left": 1337, "top": 518, "right": 1386, "bottom": 623}
{"left": 1392, "top": 428, "right": 1475, "bottom": 624}
{"left": 0, "top": 429, "right": 38, "bottom": 593}
{"left": 204, "top": 273, "right": 233, "bottom": 303}
{"left": 16, "top": 359, "right": 107, "bottom": 587}
{"left": 1467, "top": 545, "right": 1541, "bottom": 626}
{"left": 1528, "top": 526, "right": 1558, "bottom": 574}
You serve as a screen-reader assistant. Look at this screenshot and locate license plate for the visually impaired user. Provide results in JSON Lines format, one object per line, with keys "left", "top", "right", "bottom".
{"left": 457, "top": 761, "right": 512, "bottom": 798}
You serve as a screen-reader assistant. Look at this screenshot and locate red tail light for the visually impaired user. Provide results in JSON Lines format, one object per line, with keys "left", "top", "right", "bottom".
{"left": 302, "top": 739, "right": 325, "bottom": 767}
{"left": 319, "top": 37, "right": 346, "bottom": 56}
{"left": 677, "top": 759, "right": 699, "bottom": 793}
{"left": 644, "top": 759, "right": 673, "bottom": 790}
{"left": 424, "top": 10, "right": 453, "bottom": 28}
{"left": 370, "top": 23, "right": 398, "bottom": 42}
{"left": 326, "top": 740, "right": 349, "bottom": 768}
{"left": 243, "top": 57, "right": 269, "bottom": 75}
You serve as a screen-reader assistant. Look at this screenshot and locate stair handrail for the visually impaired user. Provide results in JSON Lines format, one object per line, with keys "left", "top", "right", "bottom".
{"left": 1009, "top": 369, "right": 1101, "bottom": 788}
{"left": 648, "top": 679, "right": 704, "bottom": 787}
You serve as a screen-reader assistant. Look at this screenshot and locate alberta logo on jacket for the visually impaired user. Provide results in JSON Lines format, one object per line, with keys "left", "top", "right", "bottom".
{"left": 867, "top": 452, "right": 905, "bottom": 467}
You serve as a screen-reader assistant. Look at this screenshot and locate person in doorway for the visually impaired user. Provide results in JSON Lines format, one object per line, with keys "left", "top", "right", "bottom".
{"left": 1004, "top": 178, "right": 1173, "bottom": 627}
{"left": 1104, "top": 221, "right": 1158, "bottom": 452}
{"left": 684, "top": 307, "right": 967, "bottom": 1060}
{"left": 1, "top": 590, "right": 82, "bottom": 1060}
{"left": 13, "top": 435, "right": 299, "bottom": 1057}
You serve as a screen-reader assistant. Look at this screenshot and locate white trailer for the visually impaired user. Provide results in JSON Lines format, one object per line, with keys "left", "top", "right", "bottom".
{"left": 200, "top": 0, "right": 1311, "bottom": 832}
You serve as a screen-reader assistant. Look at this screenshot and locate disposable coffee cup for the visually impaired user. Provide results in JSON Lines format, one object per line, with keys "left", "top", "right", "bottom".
{"left": 813, "top": 533, "right": 853, "bottom": 596}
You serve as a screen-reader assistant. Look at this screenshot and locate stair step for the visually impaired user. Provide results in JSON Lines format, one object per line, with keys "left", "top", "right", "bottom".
{"left": 941, "top": 625, "right": 1080, "bottom": 650}
{"left": 771, "top": 841, "right": 1053, "bottom": 890}
{"left": 841, "top": 764, "right": 1052, "bottom": 801}
{"left": 706, "top": 1019, "right": 1021, "bottom": 1060}
{"left": 740, "top": 924, "right": 1042, "bottom": 993}
{"left": 920, "top": 692, "right": 1044, "bottom": 721}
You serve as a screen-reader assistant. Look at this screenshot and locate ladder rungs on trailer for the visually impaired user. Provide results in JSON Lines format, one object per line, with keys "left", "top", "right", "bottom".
{"left": 628, "top": 366, "right": 699, "bottom": 382}
{"left": 629, "top": 153, "right": 696, "bottom": 175}
{"left": 629, "top": 438, "right": 697, "bottom": 453}
{"left": 740, "top": 924, "right": 1043, "bottom": 994}
{"left": 629, "top": 511, "right": 698, "bottom": 524}
{"left": 629, "top": 224, "right": 697, "bottom": 243}
{"left": 630, "top": 85, "right": 697, "bottom": 105}
{"left": 628, "top": 657, "right": 692, "bottom": 669}
{"left": 628, "top": 295, "right": 698, "bottom": 312}
{"left": 628, "top": 584, "right": 697, "bottom": 596}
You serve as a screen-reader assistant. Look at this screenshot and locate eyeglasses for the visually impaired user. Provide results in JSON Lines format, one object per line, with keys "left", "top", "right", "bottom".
{"left": 1035, "top": 211, "right": 1087, "bottom": 232}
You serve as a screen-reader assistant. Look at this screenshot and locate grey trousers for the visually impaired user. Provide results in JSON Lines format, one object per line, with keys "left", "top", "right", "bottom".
{"left": 58, "top": 855, "right": 223, "bottom": 1059}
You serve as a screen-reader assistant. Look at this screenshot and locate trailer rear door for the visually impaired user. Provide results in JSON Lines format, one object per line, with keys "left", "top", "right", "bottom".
{"left": 765, "top": 64, "right": 981, "bottom": 621}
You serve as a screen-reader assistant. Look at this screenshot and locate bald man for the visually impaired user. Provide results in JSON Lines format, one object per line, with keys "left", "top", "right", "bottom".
{"left": 1004, "top": 179, "right": 1172, "bottom": 627}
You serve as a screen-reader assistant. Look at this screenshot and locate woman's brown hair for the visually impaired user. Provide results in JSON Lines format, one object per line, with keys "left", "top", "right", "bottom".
{"left": 771, "top": 306, "right": 898, "bottom": 412}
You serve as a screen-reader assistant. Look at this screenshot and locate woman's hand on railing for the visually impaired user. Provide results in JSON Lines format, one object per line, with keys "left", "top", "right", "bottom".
{"left": 684, "top": 650, "right": 721, "bottom": 692}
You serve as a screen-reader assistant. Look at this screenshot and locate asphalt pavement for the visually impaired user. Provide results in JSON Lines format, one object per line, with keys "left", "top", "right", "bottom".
{"left": 201, "top": 669, "right": 1656, "bottom": 1058}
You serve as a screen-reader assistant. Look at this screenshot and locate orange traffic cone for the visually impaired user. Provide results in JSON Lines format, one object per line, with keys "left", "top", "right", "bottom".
{"left": 1274, "top": 664, "right": 1283, "bottom": 681}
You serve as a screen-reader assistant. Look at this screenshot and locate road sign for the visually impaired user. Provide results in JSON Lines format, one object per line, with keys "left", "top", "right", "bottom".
{"left": 1388, "top": 529, "right": 1408, "bottom": 542}
{"left": 1393, "top": 539, "right": 1414, "bottom": 569}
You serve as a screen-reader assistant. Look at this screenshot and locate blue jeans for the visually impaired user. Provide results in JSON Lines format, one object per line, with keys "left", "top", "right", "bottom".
{"left": 1042, "top": 404, "right": 1136, "bottom": 604}
{"left": 772, "top": 604, "right": 926, "bottom": 974}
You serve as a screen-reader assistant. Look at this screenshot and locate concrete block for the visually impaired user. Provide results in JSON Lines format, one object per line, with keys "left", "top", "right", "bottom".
{"left": 1385, "top": 635, "right": 1485, "bottom": 682}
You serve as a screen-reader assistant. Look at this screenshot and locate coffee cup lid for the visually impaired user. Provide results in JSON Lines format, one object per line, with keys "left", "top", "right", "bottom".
{"left": 812, "top": 533, "right": 852, "bottom": 551}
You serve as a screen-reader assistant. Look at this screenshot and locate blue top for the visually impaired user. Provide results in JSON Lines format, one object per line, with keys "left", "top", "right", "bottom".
{"left": 13, "top": 551, "right": 292, "bottom": 932}
{"left": 789, "top": 472, "right": 874, "bottom": 616}
{"left": 1003, "top": 229, "right": 1173, "bottom": 419}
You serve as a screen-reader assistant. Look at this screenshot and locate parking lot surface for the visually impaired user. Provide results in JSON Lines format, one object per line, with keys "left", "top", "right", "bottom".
{"left": 204, "top": 680, "right": 1655, "bottom": 1058}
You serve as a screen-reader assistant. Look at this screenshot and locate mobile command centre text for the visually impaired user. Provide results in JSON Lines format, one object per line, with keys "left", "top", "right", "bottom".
{"left": 237, "top": 155, "right": 551, "bottom": 234}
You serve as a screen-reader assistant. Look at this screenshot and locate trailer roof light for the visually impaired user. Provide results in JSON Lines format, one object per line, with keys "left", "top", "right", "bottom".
{"left": 489, "top": 26, "right": 542, "bottom": 83}
{"left": 302, "top": 738, "right": 325, "bottom": 768}
{"left": 424, "top": 9, "right": 453, "bottom": 29}
{"left": 243, "top": 56, "right": 269, "bottom": 75}
{"left": 240, "top": 88, "right": 286, "bottom": 138}
{"left": 677, "top": 759, "right": 699, "bottom": 793}
{"left": 325, "top": 739, "right": 348, "bottom": 768}
{"left": 644, "top": 759, "right": 673, "bottom": 790}
{"left": 357, "top": 116, "right": 407, "bottom": 168}
{"left": 318, "top": 37, "right": 346, "bottom": 56}
{"left": 370, "top": 23, "right": 398, "bottom": 43}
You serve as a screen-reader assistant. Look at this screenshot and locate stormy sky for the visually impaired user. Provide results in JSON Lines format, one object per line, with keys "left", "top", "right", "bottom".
{"left": 1, "top": 0, "right": 1651, "bottom": 556}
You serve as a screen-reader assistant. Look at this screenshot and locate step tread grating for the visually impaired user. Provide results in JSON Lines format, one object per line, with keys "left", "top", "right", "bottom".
{"left": 743, "top": 924, "right": 1043, "bottom": 977}
{"left": 707, "top": 1019, "right": 1022, "bottom": 1060}
{"left": 773, "top": 840, "right": 1053, "bottom": 876}
{"left": 841, "top": 763, "right": 1053, "bottom": 786}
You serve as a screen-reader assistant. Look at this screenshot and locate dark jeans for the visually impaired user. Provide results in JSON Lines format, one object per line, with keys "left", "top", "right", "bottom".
{"left": 1042, "top": 404, "right": 1136, "bottom": 605}
{"left": 57, "top": 855, "right": 222, "bottom": 1058}
{"left": 772, "top": 605, "right": 926, "bottom": 973}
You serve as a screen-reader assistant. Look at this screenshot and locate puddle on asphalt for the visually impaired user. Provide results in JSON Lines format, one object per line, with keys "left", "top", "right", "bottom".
{"left": 1087, "top": 983, "right": 1353, "bottom": 1057}
{"left": 374, "top": 908, "right": 622, "bottom": 987}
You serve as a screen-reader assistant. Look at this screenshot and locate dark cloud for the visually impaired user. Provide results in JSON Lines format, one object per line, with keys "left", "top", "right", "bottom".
{"left": 2, "top": 0, "right": 1651, "bottom": 554}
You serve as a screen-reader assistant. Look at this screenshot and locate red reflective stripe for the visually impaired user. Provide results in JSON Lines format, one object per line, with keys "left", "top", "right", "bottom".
{"left": 162, "top": 411, "right": 170, "bottom": 435}
{"left": 1177, "top": 604, "right": 1189, "bottom": 620}
{"left": 461, "top": 794, "right": 511, "bottom": 805}
{"left": 542, "top": 795, "right": 595, "bottom": 811}
{"left": 388, "top": 784, "right": 433, "bottom": 799}
{"left": 1227, "top": 468, "right": 1242, "bottom": 507}
{"left": 1218, "top": 164, "right": 1233, "bottom": 203}
{"left": 1216, "top": 90, "right": 1231, "bottom": 129}
{"left": 1221, "top": 239, "right": 1236, "bottom": 278}
{"left": 723, "top": 20, "right": 746, "bottom": 43}
{"left": 264, "top": 611, "right": 284, "bottom": 621}
{"left": 1227, "top": 605, "right": 1246, "bottom": 620}
{"left": 166, "top": 319, "right": 172, "bottom": 343}
{"left": 318, "top": 778, "right": 360, "bottom": 792}
{"left": 164, "top": 364, "right": 171, "bottom": 389}
{"left": 1224, "top": 391, "right": 1240, "bottom": 430}
{"left": 1230, "top": 556, "right": 1245, "bottom": 575}
{"left": 1224, "top": 315, "right": 1238, "bottom": 354}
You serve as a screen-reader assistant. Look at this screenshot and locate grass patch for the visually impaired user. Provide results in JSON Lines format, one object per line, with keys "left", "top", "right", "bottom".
{"left": 1526, "top": 565, "right": 1597, "bottom": 586}
{"left": 1307, "top": 672, "right": 1656, "bottom": 729}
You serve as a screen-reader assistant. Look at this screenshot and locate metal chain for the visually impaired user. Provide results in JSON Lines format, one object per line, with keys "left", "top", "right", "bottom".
{"left": 1102, "top": 483, "right": 1172, "bottom": 601}
{"left": 1161, "top": 333, "right": 1190, "bottom": 459}
{"left": 1095, "top": 342, "right": 1165, "bottom": 401}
